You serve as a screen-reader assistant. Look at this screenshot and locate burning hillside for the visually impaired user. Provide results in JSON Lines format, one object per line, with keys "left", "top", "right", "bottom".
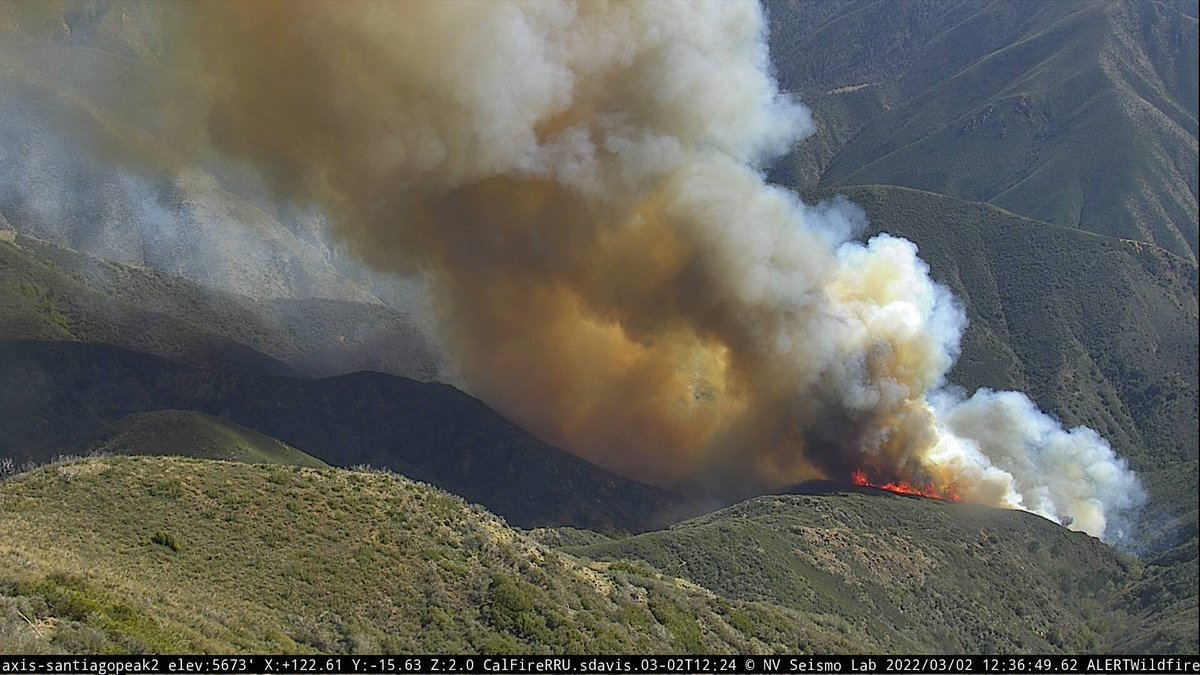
{"left": 0, "top": 0, "right": 1144, "bottom": 541}
{"left": 851, "top": 470, "right": 961, "bottom": 503}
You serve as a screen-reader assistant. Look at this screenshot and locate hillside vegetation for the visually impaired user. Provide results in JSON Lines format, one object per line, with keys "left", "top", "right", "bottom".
{"left": 769, "top": 0, "right": 1198, "bottom": 260}
{"left": 3, "top": 457, "right": 1191, "bottom": 654}
{"left": 567, "top": 487, "right": 1196, "bottom": 654}
{"left": 0, "top": 457, "right": 873, "bottom": 655}
{"left": 71, "top": 410, "right": 327, "bottom": 469}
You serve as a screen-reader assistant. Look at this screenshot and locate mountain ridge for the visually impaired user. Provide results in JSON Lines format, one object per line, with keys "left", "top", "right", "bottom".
{"left": 71, "top": 410, "right": 328, "bottom": 469}
{"left": 768, "top": 0, "right": 1199, "bottom": 260}
{"left": 0, "top": 339, "right": 677, "bottom": 533}
{"left": 3, "top": 455, "right": 1191, "bottom": 654}
{"left": 1, "top": 456, "right": 867, "bottom": 654}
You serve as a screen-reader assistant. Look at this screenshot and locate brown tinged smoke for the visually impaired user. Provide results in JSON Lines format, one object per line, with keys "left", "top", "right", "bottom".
{"left": 2, "top": 0, "right": 1144, "bottom": 541}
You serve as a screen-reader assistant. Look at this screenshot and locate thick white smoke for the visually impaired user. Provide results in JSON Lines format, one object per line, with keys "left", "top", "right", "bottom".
{"left": 929, "top": 389, "right": 1146, "bottom": 540}
{"left": 0, "top": 0, "right": 1145, "bottom": 540}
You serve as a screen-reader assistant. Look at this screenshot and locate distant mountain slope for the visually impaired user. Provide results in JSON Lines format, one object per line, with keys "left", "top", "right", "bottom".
{"left": 1, "top": 234, "right": 448, "bottom": 381}
{"left": 769, "top": 0, "right": 1199, "bottom": 260}
{"left": 1109, "top": 538, "right": 1200, "bottom": 653}
{"left": 0, "top": 457, "right": 872, "bottom": 654}
{"left": 74, "top": 411, "right": 327, "bottom": 469}
{"left": 0, "top": 341, "right": 675, "bottom": 533}
{"left": 566, "top": 487, "right": 1196, "bottom": 654}
{"left": 802, "top": 185, "right": 1198, "bottom": 550}
{"left": 261, "top": 297, "right": 450, "bottom": 384}
{"left": 1, "top": 236, "right": 296, "bottom": 376}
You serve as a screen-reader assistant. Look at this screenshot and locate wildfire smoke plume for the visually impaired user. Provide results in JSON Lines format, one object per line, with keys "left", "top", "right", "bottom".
{"left": 0, "top": 0, "right": 1144, "bottom": 541}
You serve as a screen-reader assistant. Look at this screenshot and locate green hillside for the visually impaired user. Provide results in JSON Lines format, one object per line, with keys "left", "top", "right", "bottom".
{"left": 4, "top": 456, "right": 1190, "bottom": 655}
{"left": 769, "top": 0, "right": 1198, "bottom": 260}
{"left": 1109, "top": 538, "right": 1200, "bottom": 653}
{"left": 566, "top": 486, "right": 1196, "bottom": 654}
{"left": 74, "top": 410, "right": 327, "bottom": 469}
{"left": 802, "top": 185, "right": 1198, "bottom": 549}
{"left": 0, "top": 457, "right": 873, "bottom": 655}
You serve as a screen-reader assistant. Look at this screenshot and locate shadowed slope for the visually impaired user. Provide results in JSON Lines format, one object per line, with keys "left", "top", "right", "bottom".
{"left": 75, "top": 410, "right": 327, "bottom": 468}
{"left": 0, "top": 340, "right": 675, "bottom": 533}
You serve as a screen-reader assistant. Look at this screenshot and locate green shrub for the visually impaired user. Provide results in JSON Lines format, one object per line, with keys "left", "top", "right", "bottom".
{"left": 607, "top": 561, "right": 652, "bottom": 577}
{"left": 146, "top": 479, "right": 182, "bottom": 499}
{"left": 484, "top": 574, "right": 548, "bottom": 642}
{"left": 150, "top": 530, "right": 181, "bottom": 552}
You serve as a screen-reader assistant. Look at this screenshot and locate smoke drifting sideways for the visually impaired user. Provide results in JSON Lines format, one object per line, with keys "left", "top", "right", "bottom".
{"left": 2, "top": 1, "right": 1144, "bottom": 541}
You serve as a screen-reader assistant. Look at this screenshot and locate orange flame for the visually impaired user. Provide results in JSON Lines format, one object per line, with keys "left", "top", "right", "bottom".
{"left": 851, "top": 470, "right": 961, "bottom": 502}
